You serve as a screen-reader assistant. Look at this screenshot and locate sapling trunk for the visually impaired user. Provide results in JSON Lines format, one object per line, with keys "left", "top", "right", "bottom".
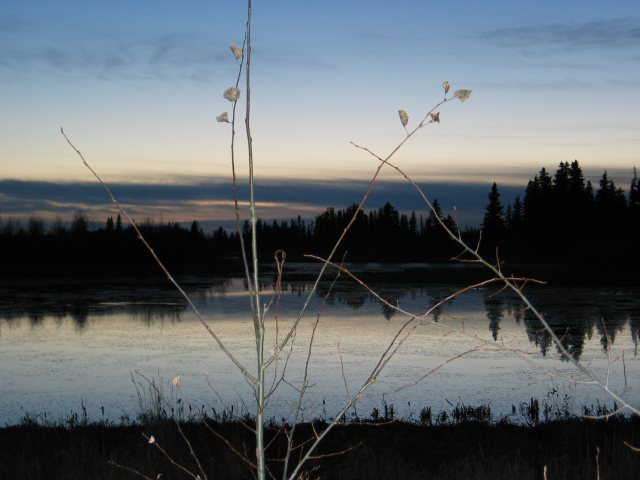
{"left": 241, "top": 2, "right": 266, "bottom": 479}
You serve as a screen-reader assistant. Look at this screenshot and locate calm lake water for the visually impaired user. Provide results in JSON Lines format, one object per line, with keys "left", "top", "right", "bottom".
{"left": 1, "top": 264, "right": 639, "bottom": 426}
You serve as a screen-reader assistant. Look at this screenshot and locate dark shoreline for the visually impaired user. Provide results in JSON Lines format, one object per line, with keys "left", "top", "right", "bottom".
{"left": 1, "top": 415, "right": 639, "bottom": 479}
{"left": 2, "top": 260, "right": 639, "bottom": 287}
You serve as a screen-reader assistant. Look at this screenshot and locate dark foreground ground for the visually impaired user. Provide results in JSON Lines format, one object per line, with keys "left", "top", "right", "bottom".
{"left": 2, "top": 416, "right": 639, "bottom": 480}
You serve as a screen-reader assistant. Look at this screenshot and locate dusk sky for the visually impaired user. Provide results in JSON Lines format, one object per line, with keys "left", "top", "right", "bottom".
{"left": 1, "top": 0, "right": 639, "bottom": 227}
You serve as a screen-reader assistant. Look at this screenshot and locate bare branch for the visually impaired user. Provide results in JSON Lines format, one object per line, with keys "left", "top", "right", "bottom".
{"left": 142, "top": 433, "right": 201, "bottom": 480}
{"left": 61, "top": 129, "right": 256, "bottom": 386}
{"left": 307, "top": 442, "right": 363, "bottom": 461}
{"left": 337, "top": 344, "right": 351, "bottom": 400}
{"left": 624, "top": 441, "right": 640, "bottom": 453}
{"left": 173, "top": 417, "right": 209, "bottom": 480}
{"left": 202, "top": 419, "right": 258, "bottom": 471}
{"left": 271, "top": 97, "right": 456, "bottom": 368}
{"left": 107, "top": 461, "right": 155, "bottom": 480}
{"left": 360, "top": 148, "right": 640, "bottom": 417}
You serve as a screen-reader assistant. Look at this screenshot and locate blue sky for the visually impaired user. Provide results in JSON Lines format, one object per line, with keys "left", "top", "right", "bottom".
{"left": 1, "top": 0, "right": 639, "bottom": 226}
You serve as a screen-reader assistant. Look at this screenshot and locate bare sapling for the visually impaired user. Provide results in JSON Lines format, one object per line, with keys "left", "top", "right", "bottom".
{"left": 61, "top": 0, "right": 639, "bottom": 479}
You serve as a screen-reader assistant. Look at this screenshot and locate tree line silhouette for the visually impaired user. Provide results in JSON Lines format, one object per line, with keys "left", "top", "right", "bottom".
{"left": 1, "top": 160, "right": 638, "bottom": 274}
{"left": 480, "top": 160, "right": 640, "bottom": 265}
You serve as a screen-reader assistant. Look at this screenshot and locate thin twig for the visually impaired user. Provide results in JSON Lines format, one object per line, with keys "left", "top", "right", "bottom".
{"left": 307, "top": 442, "right": 363, "bottom": 460}
{"left": 173, "top": 417, "right": 209, "bottom": 480}
{"left": 202, "top": 418, "right": 258, "bottom": 471}
{"left": 61, "top": 127, "right": 257, "bottom": 386}
{"left": 624, "top": 441, "right": 640, "bottom": 453}
{"left": 107, "top": 461, "right": 155, "bottom": 480}
{"left": 337, "top": 344, "right": 351, "bottom": 400}
{"left": 360, "top": 148, "right": 640, "bottom": 417}
{"left": 282, "top": 262, "right": 343, "bottom": 480}
{"left": 270, "top": 97, "right": 455, "bottom": 369}
{"left": 229, "top": 33, "right": 257, "bottom": 321}
{"left": 142, "top": 433, "right": 200, "bottom": 480}
{"left": 305, "top": 256, "right": 569, "bottom": 398}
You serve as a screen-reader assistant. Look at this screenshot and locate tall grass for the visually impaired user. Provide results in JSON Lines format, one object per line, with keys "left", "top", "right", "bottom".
{"left": 3, "top": 410, "right": 640, "bottom": 479}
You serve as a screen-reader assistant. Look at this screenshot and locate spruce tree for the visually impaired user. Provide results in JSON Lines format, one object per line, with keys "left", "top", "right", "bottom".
{"left": 482, "top": 182, "right": 505, "bottom": 244}
{"left": 552, "top": 161, "right": 575, "bottom": 238}
{"left": 507, "top": 195, "right": 523, "bottom": 231}
{"left": 595, "top": 171, "right": 627, "bottom": 236}
{"left": 568, "top": 160, "right": 586, "bottom": 193}
{"left": 408, "top": 211, "right": 418, "bottom": 237}
{"left": 423, "top": 199, "right": 451, "bottom": 260}
{"left": 538, "top": 167, "right": 553, "bottom": 195}
{"left": 629, "top": 167, "right": 640, "bottom": 236}
{"left": 425, "top": 199, "right": 443, "bottom": 230}
{"left": 553, "top": 161, "right": 570, "bottom": 194}
{"left": 512, "top": 196, "right": 523, "bottom": 228}
{"left": 523, "top": 167, "right": 553, "bottom": 233}
{"left": 566, "top": 160, "right": 592, "bottom": 236}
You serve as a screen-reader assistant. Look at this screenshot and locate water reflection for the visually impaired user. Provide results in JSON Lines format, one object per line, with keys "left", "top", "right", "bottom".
{"left": 0, "top": 278, "right": 216, "bottom": 325}
{"left": 2, "top": 276, "right": 640, "bottom": 360}
{"left": 514, "top": 288, "right": 639, "bottom": 360}
{"left": 484, "top": 293, "right": 503, "bottom": 341}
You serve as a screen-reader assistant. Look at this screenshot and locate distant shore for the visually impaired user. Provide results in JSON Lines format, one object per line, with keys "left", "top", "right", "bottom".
{"left": 2, "top": 260, "right": 639, "bottom": 287}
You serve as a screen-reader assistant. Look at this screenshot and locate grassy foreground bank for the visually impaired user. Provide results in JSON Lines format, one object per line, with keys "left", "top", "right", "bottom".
{"left": 1, "top": 416, "right": 639, "bottom": 479}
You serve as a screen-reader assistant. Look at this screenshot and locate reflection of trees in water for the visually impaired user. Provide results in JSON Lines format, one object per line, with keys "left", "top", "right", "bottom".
{"left": 589, "top": 292, "right": 635, "bottom": 352}
{"left": 3, "top": 278, "right": 639, "bottom": 358}
{"left": 2, "top": 297, "right": 186, "bottom": 329}
{"left": 520, "top": 309, "right": 584, "bottom": 360}
{"left": 340, "top": 288, "right": 369, "bottom": 310}
{"left": 522, "top": 308, "right": 553, "bottom": 357}
{"left": 70, "top": 305, "right": 89, "bottom": 331}
{"left": 314, "top": 281, "right": 447, "bottom": 321}
{"left": 518, "top": 302, "right": 588, "bottom": 361}
{"left": 0, "top": 277, "right": 231, "bottom": 327}
{"left": 484, "top": 292, "right": 503, "bottom": 341}
{"left": 381, "top": 302, "right": 396, "bottom": 320}
{"left": 519, "top": 290, "right": 639, "bottom": 361}
{"left": 248, "top": 281, "right": 640, "bottom": 359}
{"left": 503, "top": 294, "right": 525, "bottom": 324}
{"left": 630, "top": 311, "right": 640, "bottom": 356}
{"left": 188, "top": 278, "right": 237, "bottom": 304}
{"left": 4, "top": 302, "right": 184, "bottom": 331}
{"left": 596, "top": 314, "right": 627, "bottom": 353}
{"left": 430, "top": 305, "right": 443, "bottom": 323}
{"left": 314, "top": 281, "right": 376, "bottom": 311}
{"left": 130, "top": 307, "right": 182, "bottom": 326}
{"left": 29, "top": 313, "right": 45, "bottom": 327}
{"left": 480, "top": 286, "right": 640, "bottom": 361}
{"left": 557, "top": 322, "right": 587, "bottom": 361}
